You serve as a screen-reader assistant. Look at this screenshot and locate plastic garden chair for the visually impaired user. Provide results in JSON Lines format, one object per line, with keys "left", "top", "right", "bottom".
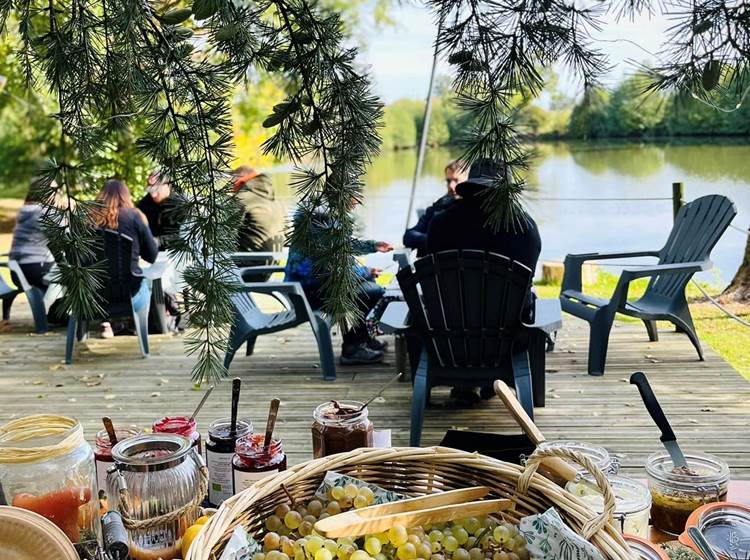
{"left": 65, "top": 229, "right": 164, "bottom": 363}
{"left": 560, "top": 194, "right": 736, "bottom": 376}
{"left": 397, "top": 249, "right": 542, "bottom": 446}
{"left": 225, "top": 266, "right": 337, "bottom": 380}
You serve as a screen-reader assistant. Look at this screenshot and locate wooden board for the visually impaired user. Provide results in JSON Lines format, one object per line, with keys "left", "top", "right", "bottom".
{"left": 1, "top": 295, "right": 749, "bottom": 478}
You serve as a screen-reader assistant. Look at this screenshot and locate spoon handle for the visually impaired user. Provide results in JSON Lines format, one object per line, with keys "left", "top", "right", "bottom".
{"left": 230, "top": 378, "right": 241, "bottom": 434}
{"left": 264, "top": 398, "right": 281, "bottom": 448}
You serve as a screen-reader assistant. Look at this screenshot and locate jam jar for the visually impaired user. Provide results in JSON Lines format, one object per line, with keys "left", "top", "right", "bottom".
{"left": 537, "top": 440, "right": 618, "bottom": 476}
{"left": 567, "top": 475, "right": 651, "bottom": 537}
{"left": 646, "top": 451, "right": 729, "bottom": 535}
{"left": 312, "top": 401, "right": 373, "bottom": 458}
{"left": 152, "top": 416, "right": 201, "bottom": 453}
{"left": 232, "top": 434, "right": 287, "bottom": 494}
{"left": 205, "top": 418, "right": 253, "bottom": 507}
{"left": 94, "top": 425, "right": 142, "bottom": 496}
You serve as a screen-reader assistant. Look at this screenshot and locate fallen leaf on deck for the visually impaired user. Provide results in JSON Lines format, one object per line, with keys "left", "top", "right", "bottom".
{"left": 689, "top": 419, "right": 699, "bottom": 424}
{"left": 159, "top": 378, "right": 169, "bottom": 385}
{"left": 36, "top": 394, "right": 46, "bottom": 399}
{"left": 619, "top": 378, "right": 629, "bottom": 383}
{"left": 104, "top": 394, "right": 116, "bottom": 400}
{"left": 67, "top": 398, "right": 77, "bottom": 403}
{"left": 545, "top": 368, "right": 559, "bottom": 373}
{"left": 32, "top": 380, "right": 43, "bottom": 385}
{"left": 49, "top": 363, "right": 67, "bottom": 371}
{"left": 551, "top": 394, "right": 560, "bottom": 399}
{"left": 700, "top": 407, "right": 714, "bottom": 412}
{"left": 151, "top": 392, "right": 161, "bottom": 397}
{"left": 625, "top": 403, "right": 633, "bottom": 407}
{"left": 55, "top": 383, "right": 64, "bottom": 388}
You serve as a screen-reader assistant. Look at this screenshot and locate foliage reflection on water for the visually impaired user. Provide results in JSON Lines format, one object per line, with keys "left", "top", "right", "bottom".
{"left": 270, "top": 141, "right": 750, "bottom": 286}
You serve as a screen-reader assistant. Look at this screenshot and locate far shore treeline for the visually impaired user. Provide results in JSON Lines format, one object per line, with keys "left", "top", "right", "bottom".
{"left": 382, "top": 74, "right": 750, "bottom": 150}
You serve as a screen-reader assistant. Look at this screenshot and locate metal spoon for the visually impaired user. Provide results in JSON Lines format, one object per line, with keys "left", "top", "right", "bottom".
{"left": 359, "top": 372, "right": 403, "bottom": 412}
{"left": 688, "top": 526, "right": 720, "bottom": 560}
{"left": 189, "top": 385, "right": 214, "bottom": 423}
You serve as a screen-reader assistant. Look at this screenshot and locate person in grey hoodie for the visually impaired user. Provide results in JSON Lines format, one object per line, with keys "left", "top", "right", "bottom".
{"left": 9, "top": 179, "right": 60, "bottom": 290}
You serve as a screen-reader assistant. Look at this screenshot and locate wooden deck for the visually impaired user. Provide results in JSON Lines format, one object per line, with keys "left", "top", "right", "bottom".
{"left": 1, "top": 295, "right": 749, "bottom": 477}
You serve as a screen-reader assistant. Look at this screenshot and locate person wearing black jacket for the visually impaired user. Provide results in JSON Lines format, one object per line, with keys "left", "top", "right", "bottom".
{"left": 425, "top": 158, "right": 542, "bottom": 403}
{"left": 403, "top": 160, "right": 467, "bottom": 255}
{"left": 137, "top": 171, "right": 178, "bottom": 250}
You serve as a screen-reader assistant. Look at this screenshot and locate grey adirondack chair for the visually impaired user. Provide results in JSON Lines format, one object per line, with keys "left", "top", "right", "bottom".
{"left": 66, "top": 230, "right": 159, "bottom": 363}
{"left": 560, "top": 194, "right": 736, "bottom": 376}
{"left": 0, "top": 271, "right": 19, "bottom": 322}
{"left": 397, "top": 250, "right": 540, "bottom": 446}
{"left": 225, "top": 266, "right": 336, "bottom": 380}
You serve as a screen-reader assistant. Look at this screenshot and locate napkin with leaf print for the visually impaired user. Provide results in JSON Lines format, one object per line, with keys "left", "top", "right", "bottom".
{"left": 519, "top": 508, "right": 605, "bottom": 560}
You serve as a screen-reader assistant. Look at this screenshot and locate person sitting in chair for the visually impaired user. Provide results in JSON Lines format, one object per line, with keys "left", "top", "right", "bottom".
{"left": 426, "top": 158, "right": 542, "bottom": 403}
{"left": 285, "top": 200, "right": 393, "bottom": 365}
{"left": 93, "top": 179, "right": 159, "bottom": 338}
{"left": 232, "top": 166, "right": 286, "bottom": 254}
{"left": 137, "top": 171, "right": 179, "bottom": 250}
{"left": 403, "top": 159, "right": 467, "bottom": 255}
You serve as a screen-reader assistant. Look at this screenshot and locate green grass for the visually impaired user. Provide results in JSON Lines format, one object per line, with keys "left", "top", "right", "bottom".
{"left": 536, "top": 272, "right": 750, "bottom": 380}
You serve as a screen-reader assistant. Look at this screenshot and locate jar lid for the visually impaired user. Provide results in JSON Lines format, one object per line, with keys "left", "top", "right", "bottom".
{"left": 313, "top": 401, "right": 368, "bottom": 425}
{"left": 538, "top": 440, "right": 613, "bottom": 474}
{"left": 112, "top": 434, "right": 193, "bottom": 472}
{"left": 645, "top": 451, "right": 729, "bottom": 489}
{"left": 697, "top": 503, "right": 750, "bottom": 558}
{"left": 623, "top": 535, "right": 669, "bottom": 560}
{"left": 207, "top": 418, "right": 253, "bottom": 443}
{"left": 567, "top": 475, "right": 651, "bottom": 516}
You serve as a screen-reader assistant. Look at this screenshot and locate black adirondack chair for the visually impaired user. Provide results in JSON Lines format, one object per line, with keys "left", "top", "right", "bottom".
{"left": 397, "top": 250, "right": 538, "bottom": 446}
{"left": 225, "top": 267, "right": 336, "bottom": 380}
{"left": 560, "top": 194, "right": 736, "bottom": 376}
{"left": 65, "top": 229, "right": 156, "bottom": 363}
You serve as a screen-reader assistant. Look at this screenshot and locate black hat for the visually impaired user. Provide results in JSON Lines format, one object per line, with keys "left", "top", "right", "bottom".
{"left": 456, "top": 158, "right": 509, "bottom": 196}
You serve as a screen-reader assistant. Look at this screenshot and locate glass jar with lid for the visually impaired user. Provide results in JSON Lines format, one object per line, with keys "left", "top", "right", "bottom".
{"left": 537, "top": 440, "right": 618, "bottom": 475}
{"left": 108, "top": 434, "right": 207, "bottom": 560}
{"left": 312, "top": 400, "right": 373, "bottom": 458}
{"left": 205, "top": 417, "right": 253, "bottom": 506}
{"left": 646, "top": 451, "right": 729, "bottom": 535}
{"left": 152, "top": 416, "right": 201, "bottom": 452}
{"left": 0, "top": 415, "right": 99, "bottom": 546}
{"left": 566, "top": 475, "right": 651, "bottom": 537}
{"left": 232, "top": 433, "right": 287, "bottom": 494}
{"left": 94, "top": 425, "right": 142, "bottom": 496}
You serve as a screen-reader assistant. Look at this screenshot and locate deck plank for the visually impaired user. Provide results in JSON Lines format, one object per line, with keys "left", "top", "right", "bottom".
{"left": 1, "top": 296, "right": 749, "bottom": 478}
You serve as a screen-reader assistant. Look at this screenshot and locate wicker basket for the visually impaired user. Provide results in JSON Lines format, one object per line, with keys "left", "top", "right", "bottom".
{"left": 187, "top": 447, "right": 637, "bottom": 560}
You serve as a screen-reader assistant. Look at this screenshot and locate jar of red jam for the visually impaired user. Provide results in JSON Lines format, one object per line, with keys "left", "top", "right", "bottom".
{"left": 152, "top": 416, "right": 201, "bottom": 453}
{"left": 312, "top": 400, "right": 373, "bottom": 458}
{"left": 232, "top": 434, "right": 287, "bottom": 495}
{"left": 94, "top": 425, "right": 142, "bottom": 496}
{"left": 206, "top": 418, "right": 253, "bottom": 507}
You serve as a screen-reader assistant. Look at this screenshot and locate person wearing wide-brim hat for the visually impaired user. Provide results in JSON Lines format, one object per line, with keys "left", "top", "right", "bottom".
{"left": 424, "top": 158, "right": 542, "bottom": 403}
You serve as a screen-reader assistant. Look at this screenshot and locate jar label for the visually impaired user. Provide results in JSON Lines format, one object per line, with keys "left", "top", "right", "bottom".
{"left": 233, "top": 467, "right": 279, "bottom": 494}
{"left": 95, "top": 458, "right": 114, "bottom": 496}
{"left": 207, "top": 449, "right": 235, "bottom": 506}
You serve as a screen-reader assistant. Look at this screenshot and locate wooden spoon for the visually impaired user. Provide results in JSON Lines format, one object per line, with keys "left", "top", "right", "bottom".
{"left": 494, "top": 380, "right": 579, "bottom": 483}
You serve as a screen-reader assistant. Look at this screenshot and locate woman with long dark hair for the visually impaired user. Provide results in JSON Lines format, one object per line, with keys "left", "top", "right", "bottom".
{"left": 93, "top": 179, "right": 158, "bottom": 337}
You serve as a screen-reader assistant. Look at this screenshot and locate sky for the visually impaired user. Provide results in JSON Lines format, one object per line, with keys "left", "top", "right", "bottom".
{"left": 358, "top": 3, "right": 675, "bottom": 104}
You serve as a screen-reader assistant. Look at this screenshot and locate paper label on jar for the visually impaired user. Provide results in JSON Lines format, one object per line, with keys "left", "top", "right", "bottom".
{"left": 233, "top": 467, "right": 279, "bottom": 494}
{"left": 207, "top": 449, "right": 235, "bottom": 506}
{"left": 95, "top": 458, "right": 114, "bottom": 496}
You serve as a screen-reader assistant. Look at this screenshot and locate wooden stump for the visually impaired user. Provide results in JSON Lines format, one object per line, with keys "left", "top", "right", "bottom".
{"left": 541, "top": 261, "right": 598, "bottom": 286}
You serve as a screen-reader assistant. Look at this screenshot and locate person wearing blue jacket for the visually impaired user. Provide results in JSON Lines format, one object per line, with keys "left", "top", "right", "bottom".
{"left": 285, "top": 204, "right": 393, "bottom": 365}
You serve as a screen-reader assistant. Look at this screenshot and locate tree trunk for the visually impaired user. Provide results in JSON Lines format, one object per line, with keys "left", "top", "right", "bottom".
{"left": 722, "top": 229, "right": 750, "bottom": 302}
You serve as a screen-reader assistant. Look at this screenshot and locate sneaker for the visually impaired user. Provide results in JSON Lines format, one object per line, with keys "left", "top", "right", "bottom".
{"left": 449, "top": 387, "right": 481, "bottom": 405}
{"left": 340, "top": 344, "right": 385, "bottom": 365}
{"left": 101, "top": 322, "right": 114, "bottom": 339}
{"left": 367, "top": 337, "right": 389, "bottom": 352}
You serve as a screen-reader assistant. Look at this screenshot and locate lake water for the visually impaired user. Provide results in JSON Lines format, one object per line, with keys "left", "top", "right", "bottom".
{"left": 269, "top": 141, "right": 750, "bottom": 287}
